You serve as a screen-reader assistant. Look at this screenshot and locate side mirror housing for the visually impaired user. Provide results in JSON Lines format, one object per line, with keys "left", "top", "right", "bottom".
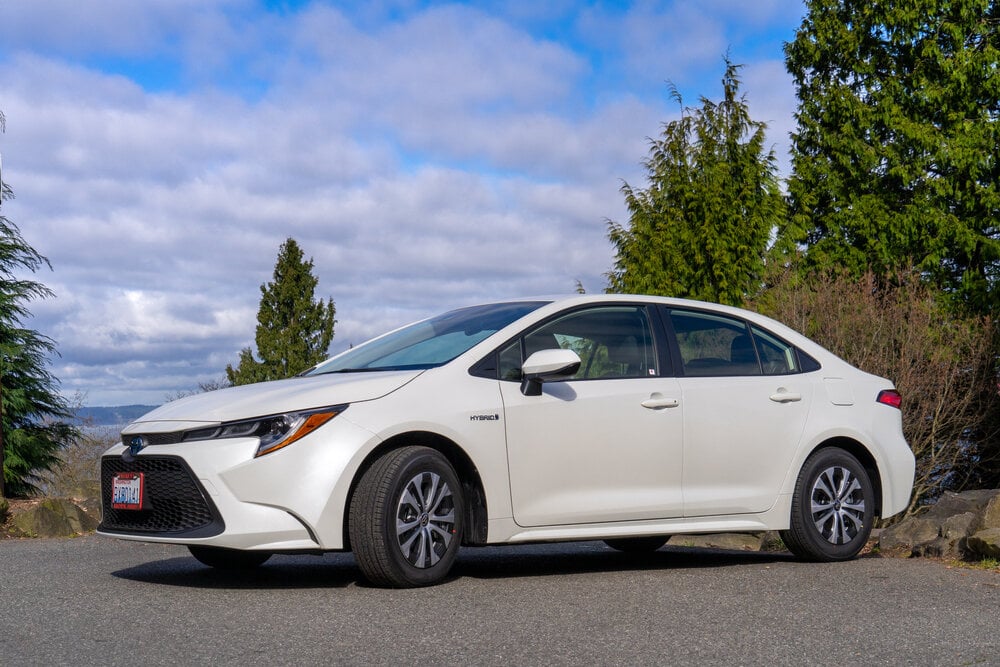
{"left": 520, "top": 348, "right": 581, "bottom": 396}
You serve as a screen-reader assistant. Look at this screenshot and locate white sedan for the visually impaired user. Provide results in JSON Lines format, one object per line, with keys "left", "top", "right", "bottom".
{"left": 99, "top": 295, "right": 915, "bottom": 587}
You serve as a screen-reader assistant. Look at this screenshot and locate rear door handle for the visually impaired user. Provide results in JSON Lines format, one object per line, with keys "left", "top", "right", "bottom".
{"left": 769, "top": 390, "right": 802, "bottom": 403}
{"left": 641, "top": 396, "right": 680, "bottom": 410}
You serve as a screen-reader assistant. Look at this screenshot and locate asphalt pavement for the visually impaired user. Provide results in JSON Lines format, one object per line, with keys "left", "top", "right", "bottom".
{"left": 1, "top": 535, "right": 998, "bottom": 665}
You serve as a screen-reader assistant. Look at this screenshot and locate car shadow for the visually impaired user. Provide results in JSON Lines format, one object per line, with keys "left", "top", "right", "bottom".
{"left": 112, "top": 552, "right": 361, "bottom": 589}
{"left": 112, "top": 542, "right": 797, "bottom": 590}
{"left": 453, "top": 542, "right": 797, "bottom": 581}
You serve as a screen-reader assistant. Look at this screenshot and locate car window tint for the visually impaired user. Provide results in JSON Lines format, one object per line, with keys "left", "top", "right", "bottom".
{"left": 499, "top": 306, "right": 657, "bottom": 381}
{"left": 498, "top": 340, "right": 522, "bottom": 381}
{"left": 668, "top": 310, "right": 761, "bottom": 376}
{"left": 751, "top": 325, "right": 800, "bottom": 375}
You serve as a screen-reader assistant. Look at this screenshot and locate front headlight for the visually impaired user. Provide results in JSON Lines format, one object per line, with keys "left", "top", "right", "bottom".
{"left": 181, "top": 405, "right": 346, "bottom": 457}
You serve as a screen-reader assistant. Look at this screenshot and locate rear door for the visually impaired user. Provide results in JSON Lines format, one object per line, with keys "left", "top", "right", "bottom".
{"left": 664, "top": 308, "right": 814, "bottom": 517}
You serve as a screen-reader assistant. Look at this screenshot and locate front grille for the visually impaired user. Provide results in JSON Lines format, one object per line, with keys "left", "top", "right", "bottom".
{"left": 99, "top": 455, "right": 224, "bottom": 538}
{"left": 120, "top": 431, "right": 187, "bottom": 446}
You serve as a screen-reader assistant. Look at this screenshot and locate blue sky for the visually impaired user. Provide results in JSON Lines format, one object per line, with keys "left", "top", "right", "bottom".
{"left": 0, "top": 0, "right": 805, "bottom": 406}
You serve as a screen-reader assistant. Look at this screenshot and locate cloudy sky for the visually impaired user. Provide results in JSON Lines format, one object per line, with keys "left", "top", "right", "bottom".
{"left": 0, "top": 0, "right": 805, "bottom": 407}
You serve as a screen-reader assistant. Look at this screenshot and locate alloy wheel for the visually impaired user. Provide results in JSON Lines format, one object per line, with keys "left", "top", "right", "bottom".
{"left": 810, "top": 465, "right": 866, "bottom": 545}
{"left": 395, "top": 471, "right": 456, "bottom": 568}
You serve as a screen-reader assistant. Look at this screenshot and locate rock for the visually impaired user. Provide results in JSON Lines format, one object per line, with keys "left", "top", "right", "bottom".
{"left": 932, "top": 490, "right": 997, "bottom": 517}
{"left": 941, "top": 512, "right": 978, "bottom": 539}
{"left": 878, "top": 489, "right": 1000, "bottom": 560}
{"left": 981, "top": 496, "right": 1000, "bottom": 530}
{"left": 76, "top": 496, "right": 103, "bottom": 523}
{"left": 880, "top": 516, "right": 939, "bottom": 551}
{"left": 667, "top": 533, "right": 764, "bottom": 551}
{"left": 966, "top": 528, "right": 1000, "bottom": 560}
{"left": 10, "top": 498, "right": 99, "bottom": 538}
{"left": 760, "top": 531, "right": 786, "bottom": 552}
{"left": 911, "top": 536, "right": 964, "bottom": 559}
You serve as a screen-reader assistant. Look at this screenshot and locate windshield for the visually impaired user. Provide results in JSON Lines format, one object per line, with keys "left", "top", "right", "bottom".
{"left": 307, "top": 301, "right": 549, "bottom": 374}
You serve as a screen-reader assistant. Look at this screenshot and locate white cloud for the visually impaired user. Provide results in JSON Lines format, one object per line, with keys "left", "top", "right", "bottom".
{"left": 0, "top": 1, "right": 802, "bottom": 405}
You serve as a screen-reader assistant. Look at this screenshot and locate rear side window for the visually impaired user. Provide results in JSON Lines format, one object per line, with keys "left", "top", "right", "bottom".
{"left": 667, "top": 309, "right": 808, "bottom": 377}
{"left": 669, "top": 310, "right": 758, "bottom": 376}
{"left": 750, "top": 325, "right": 800, "bottom": 375}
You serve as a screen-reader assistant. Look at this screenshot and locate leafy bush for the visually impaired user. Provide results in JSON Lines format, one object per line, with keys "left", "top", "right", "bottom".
{"left": 755, "top": 271, "right": 1000, "bottom": 514}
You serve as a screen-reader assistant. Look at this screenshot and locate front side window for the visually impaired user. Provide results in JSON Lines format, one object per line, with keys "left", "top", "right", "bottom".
{"left": 499, "top": 306, "right": 657, "bottom": 381}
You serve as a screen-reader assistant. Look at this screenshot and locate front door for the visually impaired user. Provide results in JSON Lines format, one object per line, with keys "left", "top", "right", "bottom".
{"left": 499, "top": 305, "right": 684, "bottom": 527}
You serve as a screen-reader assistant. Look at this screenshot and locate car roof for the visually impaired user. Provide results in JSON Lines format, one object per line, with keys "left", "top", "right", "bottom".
{"left": 469, "top": 293, "right": 845, "bottom": 368}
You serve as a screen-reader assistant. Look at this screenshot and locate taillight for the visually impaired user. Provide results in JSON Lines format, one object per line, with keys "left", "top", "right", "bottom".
{"left": 876, "top": 389, "right": 902, "bottom": 409}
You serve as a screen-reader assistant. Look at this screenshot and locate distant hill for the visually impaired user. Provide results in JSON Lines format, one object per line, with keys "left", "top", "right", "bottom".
{"left": 74, "top": 405, "right": 159, "bottom": 427}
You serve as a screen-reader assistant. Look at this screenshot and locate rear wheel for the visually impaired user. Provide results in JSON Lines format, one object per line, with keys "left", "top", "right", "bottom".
{"left": 188, "top": 545, "right": 271, "bottom": 569}
{"left": 604, "top": 536, "right": 668, "bottom": 552}
{"left": 781, "top": 448, "right": 875, "bottom": 562}
{"left": 349, "top": 446, "right": 464, "bottom": 587}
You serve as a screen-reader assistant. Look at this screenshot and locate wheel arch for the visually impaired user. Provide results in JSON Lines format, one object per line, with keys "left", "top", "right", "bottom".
{"left": 806, "top": 437, "right": 884, "bottom": 519}
{"left": 342, "top": 430, "right": 489, "bottom": 550}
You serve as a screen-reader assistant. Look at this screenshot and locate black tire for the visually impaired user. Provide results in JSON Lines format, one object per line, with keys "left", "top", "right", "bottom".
{"left": 349, "top": 446, "right": 464, "bottom": 587}
{"left": 188, "top": 545, "right": 271, "bottom": 569}
{"left": 604, "top": 536, "right": 668, "bottom": 552}
{"left": 781, "top": 448, "right": 875, "bottom": 562}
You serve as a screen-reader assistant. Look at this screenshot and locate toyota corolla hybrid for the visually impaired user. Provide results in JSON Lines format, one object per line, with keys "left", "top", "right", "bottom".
{"left": 99, "top": 295, "right": 915, "bottom": 587}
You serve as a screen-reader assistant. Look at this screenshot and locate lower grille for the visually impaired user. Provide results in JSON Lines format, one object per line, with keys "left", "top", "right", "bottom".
{"left": 99, "top": 455, "right": 224, "bottom": 538}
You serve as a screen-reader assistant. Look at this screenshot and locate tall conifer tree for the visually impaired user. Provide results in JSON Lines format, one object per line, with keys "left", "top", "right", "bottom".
{"left": 226, "top": 238, "right": 336, "bottom": 385}
{"left": 607, "top": 60, "right": 785, "bottom": 305}
{"left": 785, "top": 0, "right": 1000, "bottom": 312}
{"left": 0, "top": 110, "right": 78, "bottom": 497}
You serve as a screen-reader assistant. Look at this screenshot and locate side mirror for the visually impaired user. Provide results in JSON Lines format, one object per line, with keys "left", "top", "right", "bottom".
{"left": 520, "top": 348, "right": 581, "bottom": 396}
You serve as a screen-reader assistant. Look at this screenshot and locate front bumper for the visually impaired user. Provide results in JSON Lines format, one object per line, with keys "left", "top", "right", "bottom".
{"left": 96, "top": 415, "right": 380, "bottom": 551}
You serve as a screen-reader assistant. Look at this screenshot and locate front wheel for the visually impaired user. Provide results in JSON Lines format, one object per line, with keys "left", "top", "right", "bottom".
{"left": 188, "top": 545, "right": 271, "bottom": 569}
{"left": 781, "top": 448, "right": 875, "bottom": 562}
{"left": 349, "top": 446, "right": 464, "bottom": 587}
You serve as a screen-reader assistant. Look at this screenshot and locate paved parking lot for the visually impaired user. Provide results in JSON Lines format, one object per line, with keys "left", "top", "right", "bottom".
{"left": 2, "top": 535, "right": 998, "bottom": 665}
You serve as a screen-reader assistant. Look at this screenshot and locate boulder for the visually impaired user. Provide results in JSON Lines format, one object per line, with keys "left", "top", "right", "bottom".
{"left": 981, "top": 496, "right": 1000, "bottom": 530}
{"left": 878, "top": 489, "right": 1000, "bottom": 560}
{"left": 966, "top": 529, "right": 1000, "bottom": 560}
{"left": 10, "top": 498, "right": 99, "bottom": 538}
{"left": 880, "top": 516, "right": 939, "bottom": 552}
{"left": 941, "top": 512, "right": 978, "bottom": 539}
{"left": 667, "top": 533, "right": 765, "bottom": 551}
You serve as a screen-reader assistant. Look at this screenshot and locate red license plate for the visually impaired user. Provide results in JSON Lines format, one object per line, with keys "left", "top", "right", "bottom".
{"left": 111, "top": 472, "right": 145, "bottom": 510}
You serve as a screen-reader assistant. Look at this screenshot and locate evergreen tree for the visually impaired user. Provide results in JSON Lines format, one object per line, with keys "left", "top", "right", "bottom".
{"left": 226, "top": 238, "right": 336, "bottom": 385}
{"left": 0, "top": 111, "right": 79, "bottom": 497}
{"left": 785, "top": 0, "right": 1000, "bottom": 313}
{"left": 607, "top": 60, "right": 785, "bottom": 306}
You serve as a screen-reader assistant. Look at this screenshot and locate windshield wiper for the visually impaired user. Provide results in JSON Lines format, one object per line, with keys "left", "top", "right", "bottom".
{"left": 324, "top": 368, "right": 386, "bottom": 373}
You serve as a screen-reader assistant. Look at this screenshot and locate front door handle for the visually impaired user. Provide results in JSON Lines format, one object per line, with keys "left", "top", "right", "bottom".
{"left": 641, "top": 395, "right": 680, "bottom": 410}
{"left": 769, "top": 389, "right": 802, "bottom": 403}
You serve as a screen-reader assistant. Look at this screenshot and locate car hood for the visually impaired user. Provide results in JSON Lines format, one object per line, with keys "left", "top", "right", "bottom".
{"left": 122, "top": 370, "right": 424, "bottom": 433}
